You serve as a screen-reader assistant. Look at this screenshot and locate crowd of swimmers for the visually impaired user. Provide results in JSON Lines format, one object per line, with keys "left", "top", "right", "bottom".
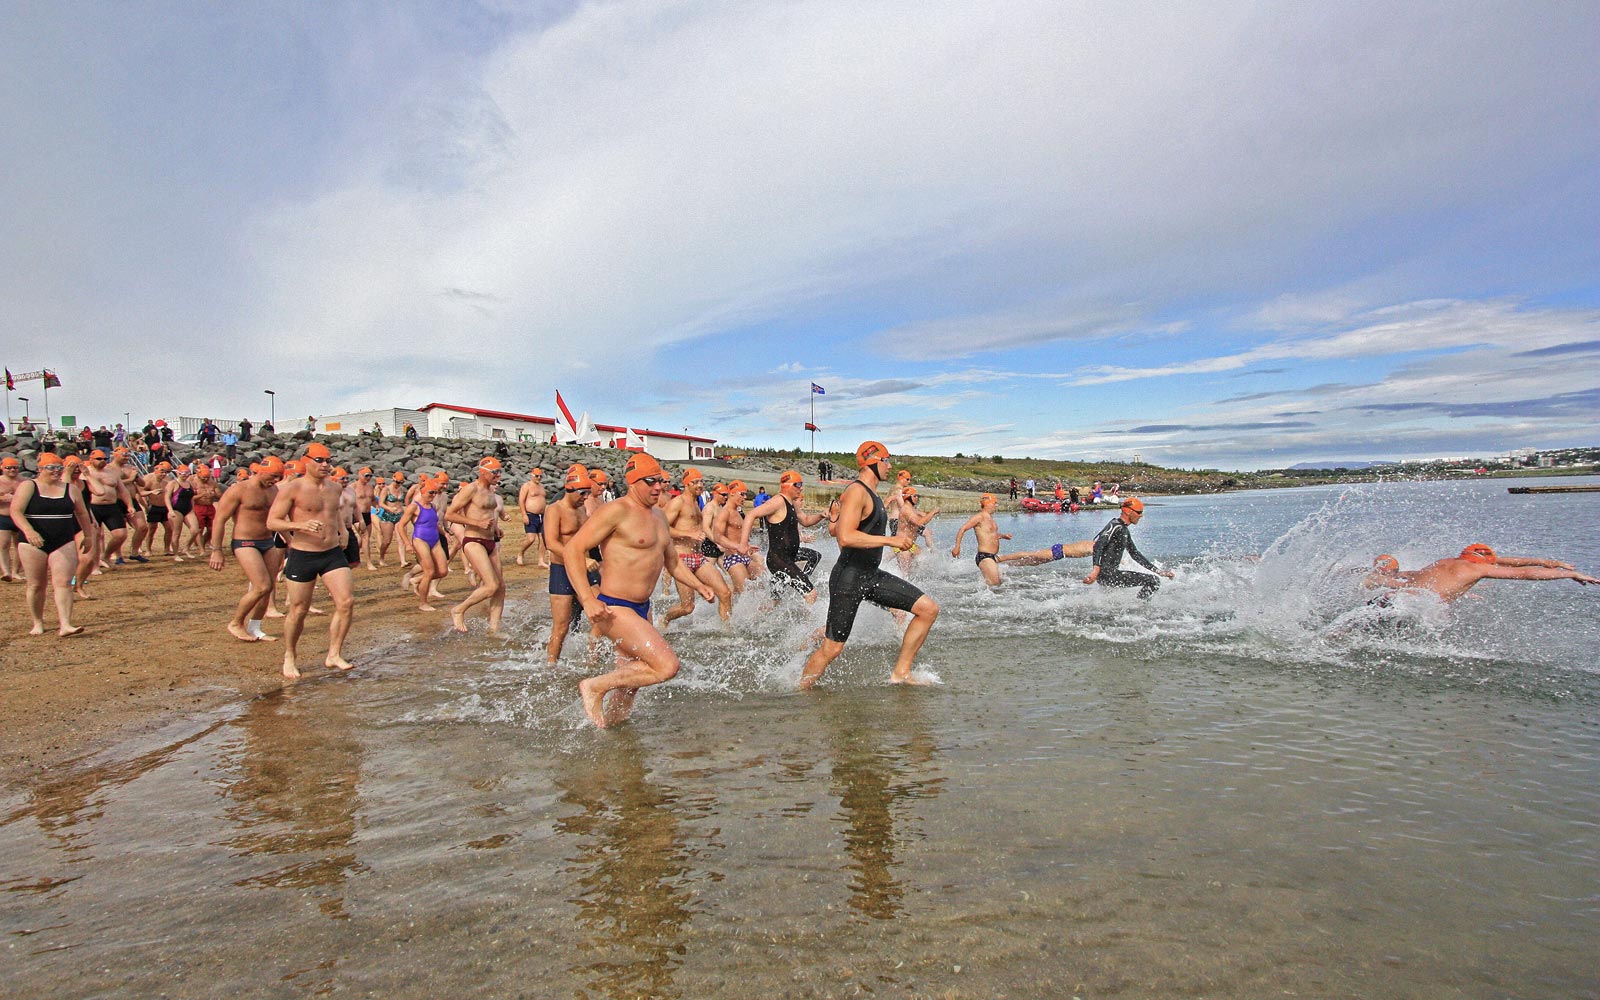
{"left": 3, "top": 437, "right": 1595, "bottom": 728}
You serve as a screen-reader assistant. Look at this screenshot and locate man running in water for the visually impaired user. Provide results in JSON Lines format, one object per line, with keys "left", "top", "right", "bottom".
{"left": 447, "top": 457, "right": 508, "bottom": 635}
{"left": 210, "top": 455, "right": 285, "bottom": 642}
{"left": 568, "top": 453, "right": 715, "bottom": 727}
{"left": 661, "top": 468, "right": 733, "bottom": 627}
{"left": 740, "top": 470, "right": 826, "bottom": 602}
{"left": 800, "top": 441, "right": 940, "bottom": 689}
{"left": 712, "top": 480, "right": 759, "bottom": 594}
{"left": 1368, "top": 544, "right": 1597, "bottom": 603}
{"left": 516, "top": 467, "right": 548, "bottom": 566}
{"left": 1083, "top": 497, "right": 1172, "bottom": 598}
{"left": 544, "top": 464, "right": 600, "bottom": 665}
{"left": 951, "top": 493, "right": 1012, "bottom": 586}
{"left": 266, "top": 443, "right": 357, "bottom": 679}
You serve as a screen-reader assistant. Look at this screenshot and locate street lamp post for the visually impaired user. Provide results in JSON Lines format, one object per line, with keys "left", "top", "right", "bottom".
{"left": 18, "top": 398, "right": 29, "bottom": 424}
{"left": 264, "top": 389, "right": 276, "bottom": 427}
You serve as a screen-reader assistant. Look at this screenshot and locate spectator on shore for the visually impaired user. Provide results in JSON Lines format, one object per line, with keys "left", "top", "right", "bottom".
{"left": 238, "top": 417, "right": 253, "bottom": 442}
{"left": 260, "top": 419, "right": 275, "bottom": 435}
{"left": 222, "top": 429, "right": 239, "bottom": 461}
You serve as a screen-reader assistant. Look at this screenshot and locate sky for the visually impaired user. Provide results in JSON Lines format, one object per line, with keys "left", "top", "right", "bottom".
{"left": 2, "top": 1, "right": 1596, "bottom": 470}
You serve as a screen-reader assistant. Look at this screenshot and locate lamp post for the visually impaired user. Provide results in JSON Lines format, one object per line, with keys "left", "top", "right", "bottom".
{"left": 17, "top": 397, "right": 29, "bottom": 425}
{"left": 264, "top": 389, "right": 275, "bottom": 427}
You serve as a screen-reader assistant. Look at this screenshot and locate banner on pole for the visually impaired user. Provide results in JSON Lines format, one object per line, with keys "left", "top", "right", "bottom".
{"left": 810, "top": 383, "right": 825, "bottom": 395}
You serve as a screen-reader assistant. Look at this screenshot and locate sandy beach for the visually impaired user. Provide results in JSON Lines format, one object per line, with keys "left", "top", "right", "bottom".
{"left": 0, "top": 521, "right": 545, "bottom": 785}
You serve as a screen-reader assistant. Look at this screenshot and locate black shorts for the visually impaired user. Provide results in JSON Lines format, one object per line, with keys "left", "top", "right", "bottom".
{"left": 1096, "top": 568, "right": 1160, "bottom": 598}
{"left": 0, "top": 513, "right": 14, "bottom": 532}
{"left": 975, "top": 551, "right": 997, "bottom": 566}
{"left": 767, "top": 547, "right": 821, "bottom": 596}
{"left": 146, "top": 506, "right": 168, "bottom": 524}
{"left": 343, "top": 532, "right": 362, "bottom": 568}
{"left": 90, "top": 502, "right": 127, "bottom": 532}
{"left": 284, "top": 546, "right": 350, "bottom": 583}
{"left": 824, "top": 564, "right": 925, "bottom": 643}
{"left": 359, "top": 510, "right": 371, "bottom": 526}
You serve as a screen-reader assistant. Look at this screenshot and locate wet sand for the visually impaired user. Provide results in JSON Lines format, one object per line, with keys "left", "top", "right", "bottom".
{"left": 0, "top": 522, "right": 545, "bottom": 785}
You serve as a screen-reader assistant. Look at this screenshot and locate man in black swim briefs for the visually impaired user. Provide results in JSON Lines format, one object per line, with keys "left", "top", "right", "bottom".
{"left": 266, "top": 443, "right": 357, "bottom": 679}
{"left": 800, "top": 440, "right": 940, "bottom": 689}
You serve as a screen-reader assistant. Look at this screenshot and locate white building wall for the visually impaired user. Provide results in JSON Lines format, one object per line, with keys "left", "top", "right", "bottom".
{"left": 315, "top": 408, "right": 429, "bottom": 437}
{"left": 423, "top": 407, "right": 556, "bottom": 441}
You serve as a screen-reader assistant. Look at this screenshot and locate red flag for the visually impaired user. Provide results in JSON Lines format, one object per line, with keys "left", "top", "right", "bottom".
{"left": 555, "top": 390, "right": 578, "bottom": 430}
{"left": 3, "top": 369, "right": 12, "bottom": 391}
{"left": 43, "top": 371, "right": 61, "bottom": 389}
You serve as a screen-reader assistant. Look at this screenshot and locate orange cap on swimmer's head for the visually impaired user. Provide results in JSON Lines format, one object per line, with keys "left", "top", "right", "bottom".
{"left": 392, "top": 471, "right": 405, "bottom": 481}
{"left": 531, "top": 467, "right": 543, "bottom": 477}
{"left": 90, "top": 449, "right": 107, "bottom": 459}
{"left": 856, "top": 440, "right": 890, "bottom": 468}
{"left": 780, "top": 470, "right": 803, "bottom": 488}
{"left": 358, "top": 466, "right": 372, "bottom": 475}
{"left": 712, "top": 483, "right": 730, "bottom": 497}
{"left": 565, "top": 464, "right": 593, "bottom": 490}
{"left": 1460, "top": 543, "right": 1496, "bottom": 564}
{"left": 981, "top": 493, "right": 997, "bottom": 507}
{"left": 1121, "top": 497, "right": 1144, "bottom": 514}
{"left": 193, "top": 465, "right": 211, "bottom": 478}
{"left": 624, "top": 452, "right": 664, "bottom": 485}
{"left": 902, "top": 487, "right": 919, "bottom": 503}
{"left": 727, "top": 479, "right": 748, "bottom": 496}
{"left": 157, "top": 461, "right": 173, "bottom": 472}
{"left": 590, "top": 469, "right": 609, "bottom": 484}
{"left": 37, "top": 452, "right": 64, "bottom": 467}
{"left": 0, "top": 457, "right": 19, "bottom": 469}
{"left": 896, "top": 469, "right": 912, "bottom": 483}
{"left": 478, "top": 456, "right": 501, "bottom": 472}
{"left": 1373, "top": 554, "right": 1400, "bottom": 572}
{"left": 333, "top": 466, "right": 349, "bottom": 479}
{"left": 63, "top": 454, "right": 82, "bottom": 466}
{"left": 258, "top": 456, "right": 285, "bottom": 476}
{"left": 682, "top": 468, "right": 703, "bottom": 483}
{"left": 305, "top": 442, "right": 332, "bottom": 460}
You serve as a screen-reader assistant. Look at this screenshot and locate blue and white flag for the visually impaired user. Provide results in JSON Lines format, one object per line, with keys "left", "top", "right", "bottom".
{"left": 811, "top": 382, "right": 825, "bottom": 395}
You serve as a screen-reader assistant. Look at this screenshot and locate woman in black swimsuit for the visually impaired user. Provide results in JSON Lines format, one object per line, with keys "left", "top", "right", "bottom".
{"left": 10, "top": 453, "right": 94, "bottom": 636}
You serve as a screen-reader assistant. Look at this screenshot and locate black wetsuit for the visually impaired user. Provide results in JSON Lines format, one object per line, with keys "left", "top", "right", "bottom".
{"left": 824, "top": 480, "right": 924, "bottom": 641}
{"left": 766, "top": 496, "right": 821, "bottom": 595}
{"left": 1090, "top": 516, "right": 1161, "bottom": 598}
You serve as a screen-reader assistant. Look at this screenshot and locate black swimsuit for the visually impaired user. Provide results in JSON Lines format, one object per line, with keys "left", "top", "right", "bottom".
{"left": 766, "top": 497, "right": 821, "bottom": 595}
{"left": 22, "top": 484, "right": 82, "bottom": 555}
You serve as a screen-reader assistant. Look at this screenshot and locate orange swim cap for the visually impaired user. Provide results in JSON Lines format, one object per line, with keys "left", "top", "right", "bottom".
{"left": 624, "top": 452, "right": 664, "bottom": 484}
{"left": 531, "top": 467, "right": 543, "bottom": 476}
{"left": 780, "top": 470, "right": 803, "bottom": 488}
{"left": 193, "top": 465, "right": 212, "bottom": 478}
{"left": 37, "top": 452, "right": 64, "bottom": 467}
{"left": 727, "top": 479, "right": 748, "bottom": 495}
{"left": 712, "top": 483, "right": 730, "bottom": 497}
{"left": 590, "top": 469, "right": 609, "bottom": 484}
{"left": 856, "top": 440, "right": 890, "bottom": 468}
{"left": 682, "top": 467, "right": 703, "bottom": 483}
{"left": 565, "top": 464, "right": 593, "bottom": 490}
{"left": 157, "top": 461, "right": 173, "bottom": 471}
{"left": 90, "top": 449, "right": 107, "bottom": 459}
{"left": 896, "top": 469, "right": 912, "bottom": 482}
{"left": 1460, "top": 543, "right": 1496, "bottom": 564}
{"left": 478, "top": 456, "right": 502, "bottom": 472}
{"left": 258, "top": 456, "right": 285, "bottom": 476}
{"left": 1373, "top": 554, "right": 1399, "bottom": 572}
{"left": 333, "top": 466, "right": 349, "bottom": 479}
{"left": 113, "top": 447, "right": 129, "bottom": 456}
{"left": 358, "top": 466, "right": 372, "bottom": 475}
{"left": 305, "top": 442, "right": 332, "bottom": 460}
{"left": 392, "top": 472, "right": 405, "bottom": 481}
{"left": 981, "top": 493, "right": 997, "bottom": 507}
{"left": 1, "top": 457, "right": 20, "bottom": 468}
{"left": 1121, "top": 497, "right": 1144, "bottom": 514}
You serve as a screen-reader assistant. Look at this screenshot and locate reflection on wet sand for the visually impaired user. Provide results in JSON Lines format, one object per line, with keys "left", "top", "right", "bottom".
{"left": 822, "top": 692, "right": 945, "bottom": 921}
{"left": 555, "top": 730, "right": 719, "bottom": 1000}
{"left": 215, "top": 689, "right": 366, "bottom": 919}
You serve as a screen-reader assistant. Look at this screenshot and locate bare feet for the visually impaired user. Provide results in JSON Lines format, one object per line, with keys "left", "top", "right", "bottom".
{"left": 890, "top": 670, "right": 933, "bottom": 685}
{"left": 255, "top": 632, "right": 278, "bottom": 643}
{"left": 419, "top": 603, "right": 437, "bottom": 612}
{"left": 578, "top": 678, "right": 608, "bottom": 728}
{"left": 308, "top": 606, "right": 325, "bottom": 616}
{"left": 450, "top": 608, "right": 468, "bottom": 633}
{"left": 282, "top": 657, "right": 301, "bottom": 680}
{"left": 29, "top": 623, "right": 45, "bottom": 636}
{"left": 265, "top": 608, "right": 286, "bottom": 619}
{"left": 603, "top": 688, "right": 637, "bottom": 727}
{"left": 59, "top": 625, "right": 84, "bottom": 638}
{"left": 515, "top": 555, "right": 524, "bottom": 566}
{"left": 325, "top": 655, "right": 354, "bottom": 671}
{"left": 227, "top": 622, "right": 260, "bottom": 643}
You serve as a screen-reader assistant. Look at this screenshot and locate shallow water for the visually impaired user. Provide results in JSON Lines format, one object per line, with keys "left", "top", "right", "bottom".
{"left": 4, "top": 477, "right": 1598, "bottom": 998}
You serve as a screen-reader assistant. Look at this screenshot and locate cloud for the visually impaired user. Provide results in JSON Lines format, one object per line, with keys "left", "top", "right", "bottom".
{"left": 1511, "top": 339, "right": 1600, "bottom": 358}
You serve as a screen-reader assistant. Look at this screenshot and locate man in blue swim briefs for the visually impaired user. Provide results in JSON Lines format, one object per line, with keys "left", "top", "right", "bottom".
{"left": 800, "top": 440, "right": 940, "bottom": 689}
{"left": 566, "top": 452, "right": 716, "bottom": 728}
{"left": 516, "top": 467, "right": 549, "bottom": 567}
{"left": 544, "top": 464, "right": 599, "bottom": 666}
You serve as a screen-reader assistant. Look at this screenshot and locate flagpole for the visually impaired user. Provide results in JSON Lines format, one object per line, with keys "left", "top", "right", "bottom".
{"left": 809, "top": 385, "right": 814, "bottom": 459}
{"left": 43, "top": 373, "right": 51, "bottom": 434}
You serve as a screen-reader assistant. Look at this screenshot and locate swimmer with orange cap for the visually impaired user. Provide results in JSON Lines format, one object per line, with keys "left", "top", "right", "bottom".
{"left": 372, "top": 471, "right": 409, "bottom": 568}
{"left": 446, "top": 457, "right": 508, "bottom": 635}
{"left": 545, "top": 463, "right": 603, "bottom": 664}
{"left": 711, "top": 479, "right": 760, "bottom": 594}
{"left": 353, "top": 467, "right": 378, "bottom": 568}
{"left": 1366, "top": 544, "right": 1596, "bottom": 604}
{"left": 210, "top": 454, "right": 287, "bottom": 642}
{"left": 1084, "top": 497, "right": 1172, "bottom": 598}
{"left": 660, "top": 467, "right": 733, "bottom": 627}
{"left": 951, "top": 493, "right": 1013, "bottom": 586}
{"left": 134, "top": 460, "right": 172, "bottom": 559}
{"left": 801, "top": 441, "right": 941, "bottom": 689}
{"left": 10, "top": 452, "right": 94, "bottom": 636}
{"left": 738, "top": 470, "right": 827, "bottom": 603}
{"left": 516, "top": 467, "right": 550, "bottom": 567}
{"left": 266, "top": 442, "right": 358, "bottom": 678}
{"left": 566, "top": 452, "right": 717, "bottom": 727}
{"left": 0, "top": 455, "right": 25, "bottom": 581}
{"left": 84, "top": 447, "right": 133, "bottom": 569}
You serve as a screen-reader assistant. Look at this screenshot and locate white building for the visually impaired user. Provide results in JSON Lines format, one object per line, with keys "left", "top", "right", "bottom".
{"left": 315, "top": 402, "right": 718, "bottom": 461}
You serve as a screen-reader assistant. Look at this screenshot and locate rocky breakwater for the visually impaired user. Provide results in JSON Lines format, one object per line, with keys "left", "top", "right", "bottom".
{"left": 0, "top": 431, "right": 704, "bottom": 504}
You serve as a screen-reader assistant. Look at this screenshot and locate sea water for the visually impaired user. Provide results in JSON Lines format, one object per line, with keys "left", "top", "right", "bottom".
{"left": 3, "top": 477, "right": 1597, "bottom": 998}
